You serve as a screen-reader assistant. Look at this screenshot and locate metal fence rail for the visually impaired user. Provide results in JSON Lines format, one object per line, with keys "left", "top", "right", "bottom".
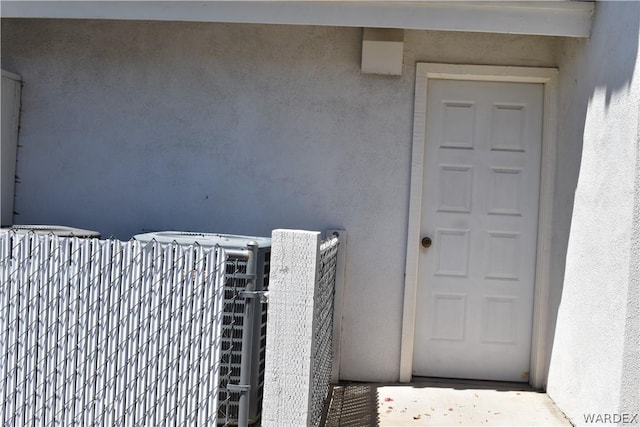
{"left": 0, "top": 233, "right": 228, "bottom": 426}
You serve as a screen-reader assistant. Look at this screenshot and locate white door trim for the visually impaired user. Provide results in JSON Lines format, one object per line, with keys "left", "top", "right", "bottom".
{"left": 400, "top": 63, "right": 558, "bottom": 388}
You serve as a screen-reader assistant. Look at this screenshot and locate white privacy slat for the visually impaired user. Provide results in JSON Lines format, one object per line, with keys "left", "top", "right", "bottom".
{"left": 0, "top": 234, "right": 226, "bottom": 426}
{"left": 63, "top": 238, "right": 80, "bottom": 426}
{"left": 11, "top": 235, "right": 27, "bottom": 425}
{"left": 203, "top": 247, "right": 226, "bottom": 425}
{"left": 149, "top": 242, "right": 166, "bottom": 424}
{"left": 136, "top": 241, "right": 154, "bottom": 424}
{"left": 188, "top": 245, "right": 205, "bottom": 423}
{"left": 5, "top": 234, "right": 18, "bottom": 425}
{"left": 72, "top": 238, "right": 90, "bottom": 424}
{"left": 177, "top": 244, "right": 195, "bottom": 424}
{"left": 191, "top": 244, "right": 203, "bottom": 422}
{"left": 2, "top": 235, "right": 14, "bottom": 426}
{"left": 154, "top": 242, "right": 172, "bottom": 426}
{"left": 23, "top": 233, "right": 42, "bottom": 424}
{"left": 34, "top": 233, "right": 51, "bottom": 424}
{"left": 82, "top": 238, "right": 101, "bottom": 425}
{"left": 5, "top": 234, "right": 18, "bottom": 426}
{"left": 0, "top": 234, "right": 10, "bottom": 425}
{"left": 44, "top": 235, "right": 59, "bottom": 426}
{"left": 15, "top": 235, "right": 28, "bottom": 424}
{"left": 114, "top": 241, "right": 131, "bottom": 426}
{"left": 94, "top": 239, "right": 111, "bottom": 425}
{"left": 199, "top": 248, "right": 213, "bottom": 426}
{"left": 0, "top": 234, "right": 9, "bottom": 425}
{"left": 166, "top": 243, "right": 184, "bottom": 424}
{"left": 123, "top": 241, "right": 141, "bottom": 424}
{"left": 105, "top": 240, "right": 123, "bottom": 427}
{"left": 3, "top": 234, "right": 15, "bottom": 425}
{"left": 135, "top": 241, "right": 146, "bottom": 417}
{"left": 54, "top": 236, "right": 70, "bottom": 422}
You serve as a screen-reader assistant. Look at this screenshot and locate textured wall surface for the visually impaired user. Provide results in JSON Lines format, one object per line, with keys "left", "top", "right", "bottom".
{"left": 547, "top": 2, "right": 640, "bottom": 424}
{"left": 0, "top": 19, "right": 559, "bottom": 381}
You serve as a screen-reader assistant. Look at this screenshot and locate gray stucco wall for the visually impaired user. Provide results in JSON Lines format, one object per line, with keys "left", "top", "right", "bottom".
{"left": 547, "top": 2, "right": 640, "bottom": 424}
{"left": 1, "top": 19, "right": 559, "bottom": 381}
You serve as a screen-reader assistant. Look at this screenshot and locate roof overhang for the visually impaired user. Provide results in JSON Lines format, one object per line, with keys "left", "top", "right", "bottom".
{"left": 1, "top": 1, "right": 594, "bottom": 38}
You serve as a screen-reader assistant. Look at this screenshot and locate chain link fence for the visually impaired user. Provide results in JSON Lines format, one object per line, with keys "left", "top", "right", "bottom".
{"left": 217, "top": 249, "right": 270, "bottom": 425}
{"left": 0, "top": 232, "right": 239, "bottom": 425}
{"left": 310, "top": 235, "right": 340, "bottom": 426}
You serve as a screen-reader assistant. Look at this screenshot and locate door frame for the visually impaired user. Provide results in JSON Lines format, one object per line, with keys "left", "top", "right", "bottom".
{"left": 399, "top": 63, "right": 558, "bottom": 389}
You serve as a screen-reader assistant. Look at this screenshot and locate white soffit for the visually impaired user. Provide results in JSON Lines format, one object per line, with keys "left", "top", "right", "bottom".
{"left": 1, "top": 1, "right": 594, "bottom": 38}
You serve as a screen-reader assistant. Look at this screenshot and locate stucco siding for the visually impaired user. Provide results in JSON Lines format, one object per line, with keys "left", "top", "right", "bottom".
{"left": 547, "top": 2, "right": 640, "bottom": 423}
{"left": 1, "top": 19, "right": 558, "bottom": 381}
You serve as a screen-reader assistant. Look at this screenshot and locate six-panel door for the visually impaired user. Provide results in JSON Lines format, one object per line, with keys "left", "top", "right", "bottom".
{"left": 412, "top": 79, "right": 543, "bottom": 382}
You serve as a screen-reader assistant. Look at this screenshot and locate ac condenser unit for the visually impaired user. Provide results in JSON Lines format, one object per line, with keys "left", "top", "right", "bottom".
{"left": 1, "top": 224, "right": 100, "bottom": 238}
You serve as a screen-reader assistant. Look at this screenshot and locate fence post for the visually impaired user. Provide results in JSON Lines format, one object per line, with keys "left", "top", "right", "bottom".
{"left": 262, "top": 230, "right": 321, "bottom": 427}
{"left": 236, "top": 241, "right": 258, "bottom": 427}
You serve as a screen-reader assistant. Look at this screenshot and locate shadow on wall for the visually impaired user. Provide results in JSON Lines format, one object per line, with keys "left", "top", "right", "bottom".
{"left": 547, "top": 0, "right": 639, "bottom": 413}
{"left": 579, "top": 2, "right": 638, "bottom": 106}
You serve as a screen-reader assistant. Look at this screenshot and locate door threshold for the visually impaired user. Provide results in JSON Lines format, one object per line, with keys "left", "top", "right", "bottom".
{"left": 410, "top": 376, "right": 540, "bottom": 392}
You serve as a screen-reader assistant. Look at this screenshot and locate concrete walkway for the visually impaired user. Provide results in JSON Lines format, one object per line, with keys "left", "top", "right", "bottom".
{"left": 322, "top": 379, "right": 571, "bottom": 426}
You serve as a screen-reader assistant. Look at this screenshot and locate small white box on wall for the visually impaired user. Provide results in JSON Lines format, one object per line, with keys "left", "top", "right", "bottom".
{"left": 361, "top": 28, "right": 404, "bottom": 76}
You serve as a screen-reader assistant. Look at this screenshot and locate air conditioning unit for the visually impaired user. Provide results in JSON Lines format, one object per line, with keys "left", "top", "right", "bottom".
{"left": 132, "top": 231, "right": 270, "bottom": 425}
{"left": 1, "top": 224, "right": 100, "bottom": 238}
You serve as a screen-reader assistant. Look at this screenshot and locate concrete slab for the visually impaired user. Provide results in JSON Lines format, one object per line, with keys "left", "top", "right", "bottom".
{"left": 323, "top": 379, "right": 571, "bottom": 426}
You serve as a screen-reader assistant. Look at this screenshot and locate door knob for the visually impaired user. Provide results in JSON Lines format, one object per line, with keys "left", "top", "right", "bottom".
{"left": 421, "top": 237, "right": 432, "bottom": 248}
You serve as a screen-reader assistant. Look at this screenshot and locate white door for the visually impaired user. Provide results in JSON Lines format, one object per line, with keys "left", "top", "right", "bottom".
{"left": 412, "top": 79, "right": 543, "bottom": 382}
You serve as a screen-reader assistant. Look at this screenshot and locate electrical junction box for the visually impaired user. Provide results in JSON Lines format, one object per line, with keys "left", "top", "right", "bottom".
{"left": 361, "top": 28, "right": 404, "bottom": 76}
